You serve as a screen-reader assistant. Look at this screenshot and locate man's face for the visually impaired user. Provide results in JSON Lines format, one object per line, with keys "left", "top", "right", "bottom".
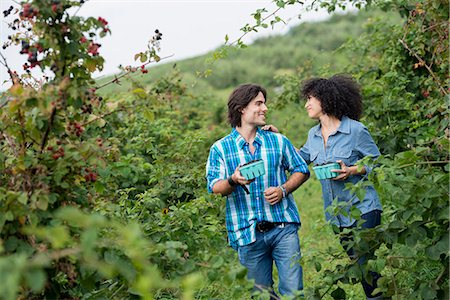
{"left": 240, "top": 91, "right": 268, "bottom": 127}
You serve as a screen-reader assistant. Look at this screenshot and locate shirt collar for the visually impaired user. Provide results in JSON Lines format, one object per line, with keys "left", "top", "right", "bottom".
{"left": 314, "top": 115, "right": 351, "bottom": 137}
{"left": 231, "top": 127, "right": 263, "bottom": 149}
{"left": 336, "top": 116, "right": 351, "bottom": 134}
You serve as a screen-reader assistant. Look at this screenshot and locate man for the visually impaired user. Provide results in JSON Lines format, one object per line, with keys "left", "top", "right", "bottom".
{"left": 206, "top": 83, "right": 310, "bottom": 297}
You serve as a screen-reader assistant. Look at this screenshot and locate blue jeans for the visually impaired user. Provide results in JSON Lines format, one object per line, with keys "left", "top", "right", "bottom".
{"left": 339, "top": 210, "right": 382, "bottom": 299}
{"left": 237, "top": 223, "right": 303, "bottom": 297}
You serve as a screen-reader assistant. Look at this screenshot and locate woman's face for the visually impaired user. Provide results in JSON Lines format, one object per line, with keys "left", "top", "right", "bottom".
{"left": 304, "top": 95, "right": 323, "bottom": 119}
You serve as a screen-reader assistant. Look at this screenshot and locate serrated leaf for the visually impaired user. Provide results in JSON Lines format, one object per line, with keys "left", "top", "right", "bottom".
{"left": 211, "top": 256, "right": 224, "bottom": 268}
{"left": 8, "top": 84, "right": 24, "bottom": 96}
{"left": 85, "top": 58, "right": 97, "bottom": 72}
{"left": 36, "top": 196, "right": 48, "bottom": 211}
{"left": 143, "top": 109, "right": 154, "bottom": 122}
{"left": 140, "top": 53, "right": 148, "bottom": 62}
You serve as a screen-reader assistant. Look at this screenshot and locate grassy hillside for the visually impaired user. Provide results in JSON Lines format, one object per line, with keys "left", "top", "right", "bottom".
{"left": 97, "top": 9, "right": 399, "bottom": 96}
{"left": 97, "top": 8, "right": 400, "bottom": 148}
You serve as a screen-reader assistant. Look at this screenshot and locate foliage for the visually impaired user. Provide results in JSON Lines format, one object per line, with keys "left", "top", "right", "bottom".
{"left": 0, "top": 1, "right": 246, "bottom": 299}
{"left": 275, "top": 1, "right": 449, "bottom": 299}
{"left": 1, "top": 0, "right": 448, "bottom": 299}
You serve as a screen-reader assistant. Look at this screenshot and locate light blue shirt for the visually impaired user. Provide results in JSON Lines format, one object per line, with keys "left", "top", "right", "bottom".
{"left": 299, "top": 116, "right": 382, "bottom": 227}
{"left": 206, "top": 128, "right": 309, "bottom": 249}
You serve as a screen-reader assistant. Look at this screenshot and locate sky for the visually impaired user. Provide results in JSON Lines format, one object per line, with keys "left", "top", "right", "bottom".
{"left": 0, "top": 0, "right": 330, "bottom": 90}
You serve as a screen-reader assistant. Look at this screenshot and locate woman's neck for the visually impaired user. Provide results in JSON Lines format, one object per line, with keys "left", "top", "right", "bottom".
{"left": 319, "top": 115, "right": 341, "bottom": 132}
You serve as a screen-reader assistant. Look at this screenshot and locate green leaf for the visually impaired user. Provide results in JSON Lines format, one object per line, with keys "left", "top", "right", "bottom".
{"left": 421, "top": 286, "right": 437, "bottom": 299}
{"left": 143, "top": 109, "right": 155, "bottom": 122}
{"left": 94, "top": 182, "right": 105, "bottom": 193}
{"left": 85, "top": 58, "right": 98, "bottom": 72}
{"left": 425, "top": 234, "right": 449, "bottom": 260}
{"left": 18, "top": 193, "right": 28, "bottom": 205}
{"left": 36, "top": 195, "right": 48, "bottom": 211}
{"left": 24, "top": 268, "right": 47, "bottom": 292}
{"left": 276, "top": 0, "right": 286, "bottom": 8}
{"left": 330, "top": 287, "right": 346, "bottom": 299}
{"left": 314, "top": 261, "right": 322, "bottom": 272}
{"left": 140, "top": 53, "right": 148, "bottom": 63}
{"left": 211, "top": 256, "right": 224, "bottom": 268}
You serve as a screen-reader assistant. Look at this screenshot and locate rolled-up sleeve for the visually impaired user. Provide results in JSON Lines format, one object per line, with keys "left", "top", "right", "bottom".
{"left": 356, "top": 126, "right": 381, "bottom": 175}
{"left": 282, "top": 136, "right": 310, "bottom": 174}
{"left": 206, "top": 146, "right": 226, "bottom": 193}
{"left": 298, "top": 143, "right": 311, "bottom": 165}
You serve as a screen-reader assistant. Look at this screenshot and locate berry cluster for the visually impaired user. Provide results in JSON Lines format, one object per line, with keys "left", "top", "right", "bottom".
{"left": 3, "top": 5, "right": 13, "bottom": 17}
{"left": 80, "top": 103, "right": 92, "bottom": 114}
{"left": 96, "top": 138, "right": 103, "bottom": 147}
{"left": 140, "top": 65, "right": 148, "bottom": 74}
{"left": 83, "top": 168, "right": 97, "bottom": 182}
{"left": 154, "top": 29, "right": 162, "bottom": 41}
{"left": 48, "top": 145, "right": 65, "bottom": 160}
{"left": 97, "top": 17, "right": 110, "bottom": 33}
{"left": 87, "top": 42, "right": 101, "bottom": 56}
{"left": 66, "top": 121, "right": 84, "bottom": 137}
{"left": 19, "top": 3, "right": 39, "bottom": 19}
{"left": 51, "top": 0, "right": 62, "bottom": 13}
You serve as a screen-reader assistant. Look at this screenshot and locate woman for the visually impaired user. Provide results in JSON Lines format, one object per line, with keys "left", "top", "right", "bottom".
{"left": 266, "top": 74, "right": 384, "bottom": 299}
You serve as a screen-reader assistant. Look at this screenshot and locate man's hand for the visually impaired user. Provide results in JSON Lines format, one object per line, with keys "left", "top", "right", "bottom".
{"left": 264, "top": 187, "right": 282, "bottom": 205}
{"left": 232, "top": 166, "right": 255, "bottom": 186}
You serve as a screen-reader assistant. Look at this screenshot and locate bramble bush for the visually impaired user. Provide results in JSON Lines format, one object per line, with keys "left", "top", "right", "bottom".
{"left": 274, "top": 0, "right": 448, "bottom": 299}
{"left": 1, "top": 0, "right": 448, "bottom": 299}
{"left": 0, "top": 1, "right": 249, "bottom": 299}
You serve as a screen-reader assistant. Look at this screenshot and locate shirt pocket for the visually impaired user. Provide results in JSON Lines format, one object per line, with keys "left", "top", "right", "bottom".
{"left": 333, "top": 149, "right": 358, "bottom": 166}
{"left": 310, "top": 151, "right": 320, "bottom": 165}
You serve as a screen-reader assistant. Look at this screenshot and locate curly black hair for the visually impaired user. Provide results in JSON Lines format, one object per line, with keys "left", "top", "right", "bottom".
{"left": 228, "top": 83, "right": 267, "bottom": 127}
{"left": 301, "top": 74, "right": 363, "bottom": 121}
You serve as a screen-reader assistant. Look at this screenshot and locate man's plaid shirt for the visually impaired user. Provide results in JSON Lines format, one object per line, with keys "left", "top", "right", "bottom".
{"left": 206, "top": 127, "right": 309, "bottom": 249}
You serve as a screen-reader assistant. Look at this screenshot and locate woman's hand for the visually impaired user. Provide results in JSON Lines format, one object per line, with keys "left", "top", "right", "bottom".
{"left": 261, "top": 124, "right": 280, "bottom": 133}
{"left": 331, "top": 160, "right": 353, "bottom": 181}
{"left": 264, "top": 187, "right": 282, "bottom": 205}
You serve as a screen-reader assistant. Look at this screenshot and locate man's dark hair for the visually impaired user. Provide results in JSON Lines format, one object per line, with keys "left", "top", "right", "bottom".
{"left": 228, "top": 83, "right": 267, "bottom": 127}
{"left": 301, "top": 74, "right": 363, "bottom": 121}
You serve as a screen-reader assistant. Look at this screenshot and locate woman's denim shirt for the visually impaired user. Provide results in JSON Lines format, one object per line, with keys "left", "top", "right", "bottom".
{"left": 299, "top": 116, "right": 382, "bottom": 227}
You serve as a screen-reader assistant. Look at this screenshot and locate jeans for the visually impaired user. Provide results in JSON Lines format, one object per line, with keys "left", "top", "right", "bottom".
{"left": 237, "top": 223, "right": 303, "bottom": 298}
{"left": 339, "top": 210, "right": 382, "bottom": 299}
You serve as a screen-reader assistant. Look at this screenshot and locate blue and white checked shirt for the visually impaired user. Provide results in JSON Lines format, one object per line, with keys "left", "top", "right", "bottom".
{"left": 206, "top": 127, "right": 309, "bottom": 249}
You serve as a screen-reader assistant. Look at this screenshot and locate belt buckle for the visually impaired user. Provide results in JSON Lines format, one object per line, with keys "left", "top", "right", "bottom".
{"left": 256, "top": 221, "right": 274, "bottom": 233}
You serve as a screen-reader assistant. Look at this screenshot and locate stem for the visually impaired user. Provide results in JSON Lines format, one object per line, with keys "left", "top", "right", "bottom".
{"left": 398, "top": 38, "right": 447, "bottom": 96}
{"left": 0, "top": 52, "right": 20, "bottom": 85}
{"left": 386, "top": 256, "right": 400, "bottom": 300}
{"left": 39, "top": 107, "right": 57, "bottom": 154}
{"left": 398, "top": 160, "right": 450, "bottom": 169}
{"left": 81, "top": 107, "right": 122, "bottom": 127}
{"left": 95, "top": 54, "right": 174, "bottom": 90}
{"left": 30, "top": 247, "right": 81, "bottom": 267}
{"left": 435, "top": 267, "right": 447, "bottom": 285}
